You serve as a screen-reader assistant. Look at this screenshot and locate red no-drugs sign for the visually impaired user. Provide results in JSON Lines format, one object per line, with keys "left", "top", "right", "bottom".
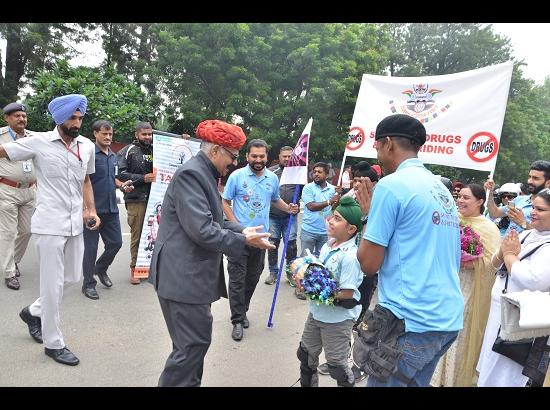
{"left": 346, "top": 127, "right": 366, "bottom": 151}
{"left": 466, "top": 131, "right": 499, "bottom": 163}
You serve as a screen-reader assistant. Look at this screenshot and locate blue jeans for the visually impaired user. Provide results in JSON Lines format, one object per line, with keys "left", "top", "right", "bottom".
{"left": 366, "top": 330, "right": 458, "bottom": 387}
{"left": 267, "top": 215, "right": 298, "bottom": 273}
{"left": 300, "top": 230, "right": 328, "bottom": 258}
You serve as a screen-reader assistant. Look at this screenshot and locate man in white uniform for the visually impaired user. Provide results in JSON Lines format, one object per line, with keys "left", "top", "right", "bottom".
{"left": 0, "top": 94, "right": 100, "bottom": 366}
{"left": 0, "top": 102, "right": 36, "bottom": 290}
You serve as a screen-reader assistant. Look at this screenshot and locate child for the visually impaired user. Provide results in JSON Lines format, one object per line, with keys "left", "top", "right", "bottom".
{"left": 296, "top": 196, "right": 364, "bottom": 387}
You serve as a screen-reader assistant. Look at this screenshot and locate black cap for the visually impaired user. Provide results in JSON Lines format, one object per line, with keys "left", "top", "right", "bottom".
{"left": 374, "top": 114, "right": 426, "bottom": 145}
{"left": 3, "top": 102, "right": 26, "bottom": 115}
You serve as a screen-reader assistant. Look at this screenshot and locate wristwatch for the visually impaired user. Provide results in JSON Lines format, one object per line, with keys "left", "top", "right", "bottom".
{"left": 361, "top": 214, "right": 369, "bottom": 224}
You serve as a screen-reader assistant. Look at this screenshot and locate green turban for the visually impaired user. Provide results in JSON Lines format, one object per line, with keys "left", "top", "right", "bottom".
{"left": 335, "top": 196, "right": 363, "bottom": 234}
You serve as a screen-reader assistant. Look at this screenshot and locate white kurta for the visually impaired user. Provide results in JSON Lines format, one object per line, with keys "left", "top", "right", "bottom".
{"left": 477, "top": 229, "right": 550, "bottom": 387}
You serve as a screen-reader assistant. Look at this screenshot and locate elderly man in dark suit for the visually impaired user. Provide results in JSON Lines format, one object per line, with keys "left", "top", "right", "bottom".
{"left": 148, "top": 119, "right": 275, "bottom": 387}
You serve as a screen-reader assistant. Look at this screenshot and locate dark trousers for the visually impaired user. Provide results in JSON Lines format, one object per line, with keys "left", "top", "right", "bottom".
{"left": 82, "top": 212, "right": 123, "bottom": 288}
{"left": 158, "top": 296, "right": 212, "bottom": 387}
{"left": 227, "top": 246, "right": 265, "bottom": 324}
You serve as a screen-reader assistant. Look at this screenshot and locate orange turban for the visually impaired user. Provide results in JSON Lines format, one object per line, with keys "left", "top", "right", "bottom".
{"left": 195, "top": 120, "right": 247, "bottom": 149}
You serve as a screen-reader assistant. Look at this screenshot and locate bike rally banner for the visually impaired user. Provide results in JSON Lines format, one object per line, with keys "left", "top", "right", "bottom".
{"left": 133, "top": 132, "right": 201, "bottom": 278}
{"left": 344, "top": 61, "right": 513, "bottom": 174}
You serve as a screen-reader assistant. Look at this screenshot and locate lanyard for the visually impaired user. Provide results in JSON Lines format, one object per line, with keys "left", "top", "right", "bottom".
{"left": 322, "top": 248, "right": 341, "bottom": 265}
{"left": 62, "top": 141, "right": 82, "bottom": 165}
{"left": 7, "top": 128, "right": 18, "bottom": 142}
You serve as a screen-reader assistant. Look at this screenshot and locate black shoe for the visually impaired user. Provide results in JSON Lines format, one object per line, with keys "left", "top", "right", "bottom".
{"left": 232, "top": 323, "right": 244, "bottom": 341}
{"left": 95, "top": 272, "right": 112, "bottom": 288}
{"left": 19, "top": 306, "right": 42, "bottom": 344}
{"left": 5, "top": 276, "right": 20, "bottom": 290}
{"left": 45, "top": 347, "right": 80, "bottom": 366}
{"left": 82, "top": 286, "right": 99, "bottom": 300}
{"left": 243, "top": 317, "right": 249, "bottom": 329}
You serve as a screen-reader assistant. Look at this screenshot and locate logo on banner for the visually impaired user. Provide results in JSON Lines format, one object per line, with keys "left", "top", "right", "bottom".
{"left": 346, "top": 127, "right": 366, "bottom": 151}
{"left": 389, "top": 83, "right": 452, "bottom": 124}
{"left": 287, "top": 133, "right": 309, "bottom": 167}
{"left": 466, "top": 131, "right": 499, "bottom": 163}
{"left": 169, "top": 144, "right": 193, "bottom": 168}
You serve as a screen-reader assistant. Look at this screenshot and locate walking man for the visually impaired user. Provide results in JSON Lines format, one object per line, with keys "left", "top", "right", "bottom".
{"left": 82, "top": 120, "right": 134, "bottom": 299}
{"left": 0, "top": 94, "right": 100, "bottom": 366}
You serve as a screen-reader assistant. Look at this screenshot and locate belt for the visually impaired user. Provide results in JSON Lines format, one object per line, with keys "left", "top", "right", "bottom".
{"left": 0, "top": 177, "right": 35, "bottom": 189}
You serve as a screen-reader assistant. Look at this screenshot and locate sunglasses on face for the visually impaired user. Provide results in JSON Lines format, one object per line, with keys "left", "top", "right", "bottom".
{"left": 501, "top": 193, "right": 517, "bottom": 199}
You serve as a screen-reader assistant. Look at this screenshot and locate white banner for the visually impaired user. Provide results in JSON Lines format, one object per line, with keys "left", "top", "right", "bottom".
{"left": 134, "top": 133, "right": 201, "bottom": 278}
{"left": 345, "top": 61, "right": 513, "bottom": 172}
{"left": 280, "top": 117, "right": 312, "bottom": 186}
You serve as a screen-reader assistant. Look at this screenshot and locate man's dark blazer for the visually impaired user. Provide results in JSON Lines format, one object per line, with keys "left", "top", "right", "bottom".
{"left": 148, "top": 150, "right": 246, "bottom": 304}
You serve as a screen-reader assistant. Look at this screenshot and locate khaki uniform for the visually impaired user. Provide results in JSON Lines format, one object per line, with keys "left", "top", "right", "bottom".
{"left": 0, "top": 126, "right": 36, "bottom": 279}
{"left": 3, "top": 128, "right": 95, "bottom": 349}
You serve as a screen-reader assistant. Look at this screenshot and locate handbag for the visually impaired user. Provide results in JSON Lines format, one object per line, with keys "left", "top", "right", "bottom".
{"left": 491, "top": 235, "right": 550, "bottom": 366}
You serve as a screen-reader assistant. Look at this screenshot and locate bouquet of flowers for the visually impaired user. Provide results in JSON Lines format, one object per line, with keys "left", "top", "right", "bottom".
{"left": 460, "top": 225, "right": 484, "bottom": 263}
{"left": 289, "top": 250, "right": 340, "bottom": 305}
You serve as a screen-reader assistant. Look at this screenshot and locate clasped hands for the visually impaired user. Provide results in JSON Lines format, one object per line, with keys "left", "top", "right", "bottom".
{"left": 499, "top": 229, "right": 521, "bottom": 259}
{"left": 287, "top": 203, "right": 299, "bottom": 215}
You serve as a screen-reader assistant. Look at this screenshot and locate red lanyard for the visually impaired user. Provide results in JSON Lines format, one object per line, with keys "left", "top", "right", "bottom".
{"left": 63, "top": 141, "right": 81, "bottom": 163}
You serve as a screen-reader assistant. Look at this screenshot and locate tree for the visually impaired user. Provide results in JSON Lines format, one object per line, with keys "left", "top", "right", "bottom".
{"left": 23, "top": 60, "right": 155, "bottom": 143}
{"left": 152, "top": 23, "right": 390, "bottom": 163}
{"left": 99, "top": 23, "right": 162, "bottom": 111}
{"left": 0, "top": 23, "right": 91, "bottom": 107}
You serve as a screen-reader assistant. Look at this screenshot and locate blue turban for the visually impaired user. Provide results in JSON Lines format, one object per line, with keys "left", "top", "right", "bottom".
{"left": 48, "top": 94, "right": 88, "bottom": 125}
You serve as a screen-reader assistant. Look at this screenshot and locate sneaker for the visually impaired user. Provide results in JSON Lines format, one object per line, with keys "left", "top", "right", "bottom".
{"left": 264, "top": 272, "right": 276, "bottom": 285}
{"left": 294, "top": 288, "right": 306, "bottom": 300}
{"left": 5, "top": 276, "right": 20, "bottom": 290}
{"left": 318, "top": 362, "right": 330, "bottom": 375}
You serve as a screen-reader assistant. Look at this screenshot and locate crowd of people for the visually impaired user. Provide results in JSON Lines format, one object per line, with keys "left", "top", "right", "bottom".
{"left": 1, "top": 97, "right": 550, "bottom": 388}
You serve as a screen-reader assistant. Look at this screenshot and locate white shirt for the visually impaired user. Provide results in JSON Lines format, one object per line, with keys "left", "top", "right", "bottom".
{"left": 3, "top": 128, "right": 95, "bottom": 236}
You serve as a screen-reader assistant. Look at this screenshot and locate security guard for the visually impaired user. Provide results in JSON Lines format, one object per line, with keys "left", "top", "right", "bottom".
{"left": 0, "top": 103, "right": 36, "bottom": 290}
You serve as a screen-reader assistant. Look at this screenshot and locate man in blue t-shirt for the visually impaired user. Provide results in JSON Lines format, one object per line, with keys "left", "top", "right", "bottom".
{"left": 356, "top": 114, "right": 463, "bottom": 387}
{"left": 485, "top": 160, "right": 550, "bottom": 235}
{"left": 223, "top": 139, "right": 299, "bottom": 342}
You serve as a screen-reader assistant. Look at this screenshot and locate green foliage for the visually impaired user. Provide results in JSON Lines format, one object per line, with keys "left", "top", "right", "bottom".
{"left": 152, "top": 23, "right": 390, "bottom": 163}
{"left": 0, "top": 23, "right": 91, "bottom": 106}
{"left": 23, "top": 61, "right": 155, "bottom": 143}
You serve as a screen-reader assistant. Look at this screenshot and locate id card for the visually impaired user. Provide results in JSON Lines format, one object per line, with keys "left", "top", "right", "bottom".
{"left": 22, "top": 161, "right": 33, "bottom": 173}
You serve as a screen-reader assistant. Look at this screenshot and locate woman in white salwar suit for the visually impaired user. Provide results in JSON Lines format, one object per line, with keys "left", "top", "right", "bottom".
{"left": 477, "top": 188, "right": 550, "bottom": 387}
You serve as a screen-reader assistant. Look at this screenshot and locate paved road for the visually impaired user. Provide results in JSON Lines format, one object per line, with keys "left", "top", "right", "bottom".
{"left": 0, "top": 204, "right": 369, "bottom": 387}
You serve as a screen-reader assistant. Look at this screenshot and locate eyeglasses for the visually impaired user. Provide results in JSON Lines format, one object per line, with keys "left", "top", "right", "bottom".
{"left": 500, "top": 193, "right": 517, "bottom": 199}
{"left": 220, "top": 146, "right": 238, "bottom": 161}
